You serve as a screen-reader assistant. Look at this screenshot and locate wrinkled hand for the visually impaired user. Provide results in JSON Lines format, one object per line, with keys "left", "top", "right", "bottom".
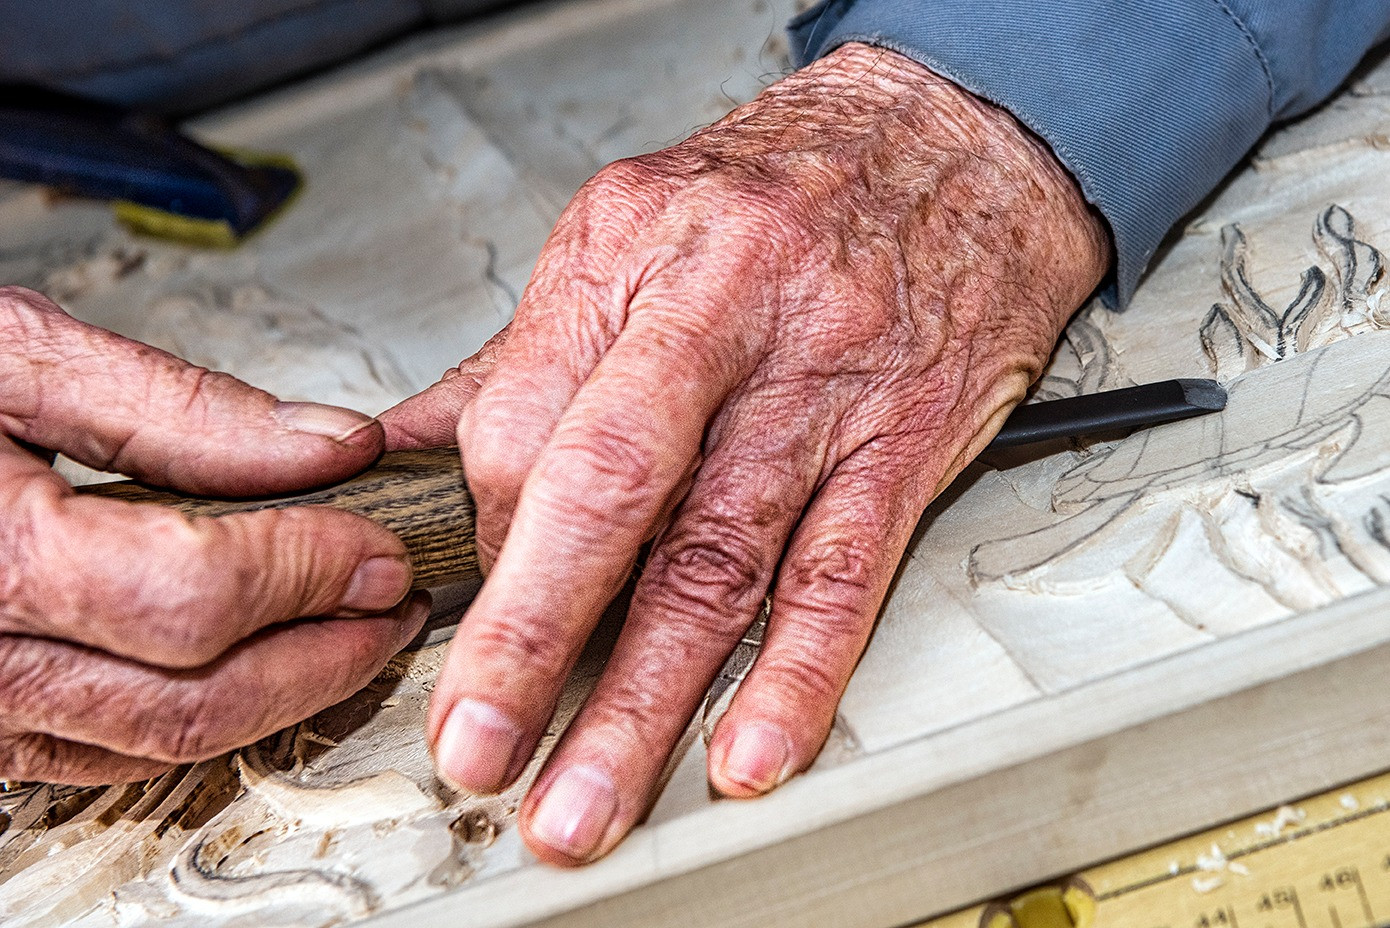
{"left": 383, "top": 43, "right": 1109, "bottom": 864}
{"left": 0, "top": 287, "right": 428, "bottom": 785}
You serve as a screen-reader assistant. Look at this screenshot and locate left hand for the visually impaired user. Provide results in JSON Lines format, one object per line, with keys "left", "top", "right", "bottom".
{"left": 0, "top": 287, "right": 427, "bottom": 785}
{"left": 381, "top": 43, "right": 1109, "bottom": 865}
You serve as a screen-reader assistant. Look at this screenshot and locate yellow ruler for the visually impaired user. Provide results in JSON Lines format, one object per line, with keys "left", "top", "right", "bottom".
{"left": 920, "top": 771, "right": 1390, "bottom": 928}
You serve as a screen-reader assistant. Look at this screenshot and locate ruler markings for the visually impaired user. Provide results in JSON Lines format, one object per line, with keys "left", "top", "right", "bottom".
{"left": 1097, "top": 802, "right": 1390, "bottom": 903}
{"left": 1355, "top": 866, "right": 1376, "bottom": 924}
{"left": 916, "top": 770, "right": 1390, "bottom": 928}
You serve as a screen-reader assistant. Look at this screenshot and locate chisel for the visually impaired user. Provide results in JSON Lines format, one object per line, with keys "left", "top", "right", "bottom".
{"left": 76, "top": 378, "right": 1225, "bottom": 588}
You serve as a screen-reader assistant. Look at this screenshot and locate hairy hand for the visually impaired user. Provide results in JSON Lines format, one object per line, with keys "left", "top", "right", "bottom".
{"left": 382, "top": 43, "right": 1109, "bottom": 865}
{"left": 0, "top": 287, "right": 428, "bottom": 785}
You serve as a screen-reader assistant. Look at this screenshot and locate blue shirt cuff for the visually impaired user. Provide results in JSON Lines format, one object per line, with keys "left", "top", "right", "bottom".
{"left": 789, "top": 0, "right": 1275, "bottom": 308}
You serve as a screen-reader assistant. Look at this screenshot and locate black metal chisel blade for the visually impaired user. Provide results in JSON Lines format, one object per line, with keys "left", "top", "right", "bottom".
{"left": 988, "top": 378, "right": 1227, "bottom": 450}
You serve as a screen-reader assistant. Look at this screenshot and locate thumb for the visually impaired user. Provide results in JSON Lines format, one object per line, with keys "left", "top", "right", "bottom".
{"left": 379, "top": 324, "right": 510, "bottom": 450}
{"left": 0, "top": 286, "right": 382, "bottom": 495}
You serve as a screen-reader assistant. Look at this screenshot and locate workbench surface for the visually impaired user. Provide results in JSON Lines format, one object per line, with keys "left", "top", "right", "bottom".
{"left": 2, "top": 2, "right": 1389, "bottom": 926}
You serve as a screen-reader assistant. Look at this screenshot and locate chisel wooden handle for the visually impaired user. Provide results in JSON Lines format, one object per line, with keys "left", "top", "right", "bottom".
{"left": 77, "top": 448, "right": 477, "bottom": 589}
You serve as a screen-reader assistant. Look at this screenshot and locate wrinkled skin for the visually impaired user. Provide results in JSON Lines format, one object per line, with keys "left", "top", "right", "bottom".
{"left": 383, "top": 43, "right": 1110, "bottom": 865}
{"left": 0, "top": 287, "right": 428, "bottom": 785}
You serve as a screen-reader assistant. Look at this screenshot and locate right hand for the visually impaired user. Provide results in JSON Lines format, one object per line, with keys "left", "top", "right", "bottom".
{"left": 0, "top": 286, "right": 429, "bottom": 786}
{"left": 382, "top": 43, "right": 1108, "bottom": 865}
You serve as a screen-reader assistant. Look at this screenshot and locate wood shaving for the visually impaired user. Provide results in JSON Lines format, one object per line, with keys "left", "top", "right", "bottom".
{"left": 1192, "top": 875, "right": 1225, "bottom": 894}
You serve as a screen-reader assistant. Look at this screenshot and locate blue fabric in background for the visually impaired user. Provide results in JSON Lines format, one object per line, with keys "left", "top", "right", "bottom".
{"left": 0, "top": 0, "right": 513, "bottom": 114}
{"left": 790, "top": 0, "right": 1390, "bottom": 306}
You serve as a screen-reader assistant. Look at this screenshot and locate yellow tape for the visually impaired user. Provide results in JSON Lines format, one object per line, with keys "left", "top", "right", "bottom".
{"left": 918, "top": 771, "right": 1390, "bottom": 928}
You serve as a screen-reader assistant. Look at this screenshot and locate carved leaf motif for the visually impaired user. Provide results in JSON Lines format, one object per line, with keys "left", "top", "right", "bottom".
{"left": 1036, "top": 304, "right": 1133, "bottom": 401}
{"left": 1200, "top": 302, "right": 1254, "bottom": 382}
{"left": 1305, "top": 204, "right": 1390, "bottom": 347}
{"left": 1280, "top": 267, "right": 1329, "bottom": 353}
{"left": 1067, "top": 306, "right": 1131, "bottom": 395}
{"left": 1203, "top": 206, "right": 1388, "bottom": 377}
{"left": 1366, "top": 499, "right": 1390, "bottom": 552}
{"left": 1216, "top": 222, "right": 1327, "bottom": 366}
{"left": 975, "top": 333, "right": 1390, "bottom": 608}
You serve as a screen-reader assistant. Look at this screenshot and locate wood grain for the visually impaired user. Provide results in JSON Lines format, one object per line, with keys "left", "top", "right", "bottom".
{"left": 78, "top": 448, "right": 478, "bottom": 589}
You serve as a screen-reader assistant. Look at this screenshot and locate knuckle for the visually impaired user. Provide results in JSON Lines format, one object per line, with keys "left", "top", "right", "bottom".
{"left": 759, "top": 645, "right": 847, "bottom": 706}
{"left": 0, "top": 492, "right": 47, "bottom": 632}
{"left": 160, "top": 362, "right": 231, "bottom": 429}
{"left": 693, "top": 167, "right": 806, "bottom": 243}
{"left": 0, "top": 286, "right": 55, "bottom": 323}
{"left": 462, "top": 406, "right": 536, "bottom": 503}
{"left": 557, "top": 154, "right": 682, "bottom": 246}
{"left": 780, "top": 533, "right": 879, "bottom": 615}
{"left": 233, "top": 507, "right": 361, "bottom": 613}
{"left": 125, "top": 517, "right": 244, "bottom": 666}
{"left": 581, "top": 676, "right": 669, "bottom": 750}
{"left": 469, "top": 618, "right": 575, "bottom": 682}
{"left": 136, "top": 616, "right": 228, "bottom": 670}
{"left": 0, "top": 635, "right": 57, "bottom": 717}
{"left": 583, "top": 157, "right": 667, "bottom": 201}
{"left": 644, "top": 530, "right": 769, "bottom": 623}
{"left": 787, "top": 599, "right": 870, "bottom": 660}
{"left": 144, "top": 681, "right": 235, "bottom": 763}
{"left": 540, "top": 421, "right": 670, "bottom": 517}
{"left": 0, "top": 289, "right": 79, "bottom": 384}
{"left": 143, "top": 618, "right": 233, "bottom": 668}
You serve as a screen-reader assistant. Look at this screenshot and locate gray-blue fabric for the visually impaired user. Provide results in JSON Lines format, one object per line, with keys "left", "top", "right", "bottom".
{"left": 0, "top": 0, "right": 507, "bottom": 115}
{"left": 790, "top": 0, "right": 1390, "bottom": 306}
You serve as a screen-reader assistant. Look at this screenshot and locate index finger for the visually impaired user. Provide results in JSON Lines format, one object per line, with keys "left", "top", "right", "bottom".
{"left": 0, "top": 286, "right": 382, "bottom": 495}
{"left": 428, "top": 300, "right": 754, "bottom": 795}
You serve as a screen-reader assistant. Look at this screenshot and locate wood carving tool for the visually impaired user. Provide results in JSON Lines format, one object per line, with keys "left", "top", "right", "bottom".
{"left": 985, "top": 378, "right": 1227, "bottom": 450}
{"left": 77, "top": 378, "right": 1226, "bottom": 588}
{"left": 0, "top": 85, "right": 301, "bottom": 246}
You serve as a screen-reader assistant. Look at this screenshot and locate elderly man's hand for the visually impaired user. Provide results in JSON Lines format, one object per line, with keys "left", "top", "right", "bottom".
{"left": 382, "top": 43, "right": 1109, "bottom": 864}
{"left": 0, "top": 287, "right": 428, "bottom": 785}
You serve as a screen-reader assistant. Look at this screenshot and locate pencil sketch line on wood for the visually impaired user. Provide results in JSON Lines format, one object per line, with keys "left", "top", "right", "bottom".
{"left": 1035, "top": 303, "right": 1133, "bottom": 403}
{"left": 970, "top": 332, "right": 1390, "bottom": 615}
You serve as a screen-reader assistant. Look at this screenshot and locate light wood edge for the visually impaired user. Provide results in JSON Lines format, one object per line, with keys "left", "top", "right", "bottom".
{"left": 366, "top": 584, "right": 1390, "bottom": 928}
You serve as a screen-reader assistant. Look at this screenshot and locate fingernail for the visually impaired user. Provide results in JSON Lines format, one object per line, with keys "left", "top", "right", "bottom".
{"left": 398, "top": 591, "right": 433, "bottom": 644}
{"left": 530, "top": 765, "right": 618, "bottom": 860}
{"left": 405, "top": 591, "right": 433, "bottom": 623}
{"left": 342, "top": 556, "right": 412, "bottom": 612}
{"left": 435, "top": 699, "right": 524, "bottom": 794}
{"left": 720, "top": 722, "right": 793, "bottom": 794}
{"left": 273, "top": 401, "right": 375, "bottom": 442}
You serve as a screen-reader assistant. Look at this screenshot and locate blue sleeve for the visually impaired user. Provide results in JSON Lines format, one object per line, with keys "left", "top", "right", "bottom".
{"left": 789, "top": 1, "right": 1390, "bottom": 307}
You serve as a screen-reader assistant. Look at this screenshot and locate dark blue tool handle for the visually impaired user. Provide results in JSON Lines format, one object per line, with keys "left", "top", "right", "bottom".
{"left": 0, "top": 85, "right": 294, "bottom": 235}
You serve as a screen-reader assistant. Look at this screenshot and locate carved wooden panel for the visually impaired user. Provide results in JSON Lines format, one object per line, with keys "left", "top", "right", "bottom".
{"left": 2, "top": 2, "right": 1388, "bottom": 926}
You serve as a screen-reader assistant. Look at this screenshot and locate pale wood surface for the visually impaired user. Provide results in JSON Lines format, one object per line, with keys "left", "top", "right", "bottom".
{"left": 1, "top": 1, "right": 1389, "bottom": 926}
